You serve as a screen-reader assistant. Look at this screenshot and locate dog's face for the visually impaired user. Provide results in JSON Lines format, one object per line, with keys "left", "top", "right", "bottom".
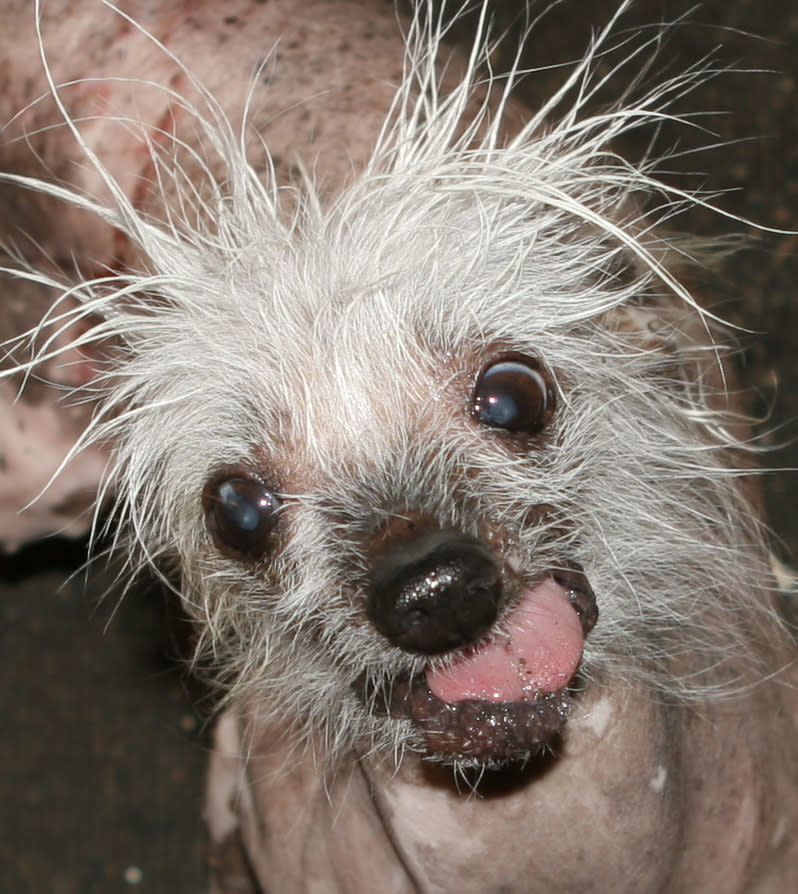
{"left": 95, "top": 156, "right": 768, "bottom": 769}
{"left": 195, "top": 279, "right": 601, "bottom": 765}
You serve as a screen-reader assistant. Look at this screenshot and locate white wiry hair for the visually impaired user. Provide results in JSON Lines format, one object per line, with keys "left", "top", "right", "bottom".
{"left": 1, "top": 0, "right": 788, "bottom": 763}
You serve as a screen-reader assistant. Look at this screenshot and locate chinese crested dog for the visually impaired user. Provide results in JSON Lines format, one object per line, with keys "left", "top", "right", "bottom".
{"left": 1, "top": 1, "right": 796, "bottom": 891}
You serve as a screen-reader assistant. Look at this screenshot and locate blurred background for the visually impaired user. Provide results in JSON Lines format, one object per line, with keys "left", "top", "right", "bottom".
{"left": 2, "top": 2, "right": 796, "bottom": 891}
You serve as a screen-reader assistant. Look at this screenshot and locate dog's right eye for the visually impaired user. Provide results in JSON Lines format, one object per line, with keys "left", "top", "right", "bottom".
{"left": 472, "top": 356, "right": 554, "bottom": 434}
{"left": 202, "top": 475, "right": 280, "bottom": 558}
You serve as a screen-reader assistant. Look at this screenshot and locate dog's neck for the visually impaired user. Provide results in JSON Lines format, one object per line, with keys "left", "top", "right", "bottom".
{"left": 207, "top": 673, "right": 798, "bottom": 894}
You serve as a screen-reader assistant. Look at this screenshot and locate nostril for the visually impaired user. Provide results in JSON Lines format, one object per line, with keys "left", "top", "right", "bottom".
{"left": 368, "top": 530, "right": 502, "bottom": 655}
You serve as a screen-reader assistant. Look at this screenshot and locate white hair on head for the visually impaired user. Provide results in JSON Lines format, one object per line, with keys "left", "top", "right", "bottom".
{"left": 1, "top": 0, "right": 788, "bottom": 762}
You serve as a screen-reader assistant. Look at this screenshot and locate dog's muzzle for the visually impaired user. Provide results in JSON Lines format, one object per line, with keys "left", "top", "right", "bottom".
{"left": 361, "top": 525, "right": 597, "bottom": 764}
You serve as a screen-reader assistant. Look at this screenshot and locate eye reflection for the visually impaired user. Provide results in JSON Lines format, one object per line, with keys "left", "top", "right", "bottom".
{"left": 472, "top": 357, "right": 553, "bottom": 434}
{"left": 203, "top": 475, "right": 280, "bottom": 558}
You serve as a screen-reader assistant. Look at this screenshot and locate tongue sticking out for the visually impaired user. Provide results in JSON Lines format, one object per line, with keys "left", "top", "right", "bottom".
{"left": 425, "top": 578, "right": 584, "bottom": 704}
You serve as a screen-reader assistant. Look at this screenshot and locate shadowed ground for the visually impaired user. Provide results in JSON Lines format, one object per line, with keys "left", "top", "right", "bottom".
{"left": 1, "top": 2, "right": 796, "bottom": 892}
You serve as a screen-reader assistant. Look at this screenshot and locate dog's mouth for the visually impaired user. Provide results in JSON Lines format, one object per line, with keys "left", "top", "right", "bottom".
{"left": 358, "top": 569, "right": 597, "bottom": 764}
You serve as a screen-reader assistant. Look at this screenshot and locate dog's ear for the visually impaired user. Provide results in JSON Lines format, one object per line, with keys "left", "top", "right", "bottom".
{"left": 0, "top": 275, "right": 109, "bottom": 552}
{"left": 599, "top": 259, "right": 762, "bottom": 509}
{"left": 601, "top": 266, "right": 742, "bottom": 411}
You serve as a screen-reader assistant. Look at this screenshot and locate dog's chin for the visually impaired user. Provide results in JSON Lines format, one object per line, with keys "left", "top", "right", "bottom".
{"left": 358, "top": 569, "right": 597, "bottom": 767}
{"left": 368, "top": 672, "right": 573, "bottom": 766}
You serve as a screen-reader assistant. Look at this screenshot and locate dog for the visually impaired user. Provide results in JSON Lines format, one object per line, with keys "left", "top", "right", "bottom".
{"left": 1, "top": 1, "right": 796, "bottom": 891}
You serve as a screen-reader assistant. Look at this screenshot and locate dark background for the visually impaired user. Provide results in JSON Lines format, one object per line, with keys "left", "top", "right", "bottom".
{"left": 2, "top": 2, "right": 796, "bottom": 892}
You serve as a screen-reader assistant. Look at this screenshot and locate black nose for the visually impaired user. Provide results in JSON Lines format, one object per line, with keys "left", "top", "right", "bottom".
{"left": 367, "top": 529, "right": 502, "bottom": 655}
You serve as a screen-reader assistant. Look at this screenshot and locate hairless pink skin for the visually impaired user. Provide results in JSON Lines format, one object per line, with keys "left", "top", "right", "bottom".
{"left": 0, "top": 280, "right": 107, "bottom": 551}
{"left": 2, "top": 3, "right": 796, "bottom": 892}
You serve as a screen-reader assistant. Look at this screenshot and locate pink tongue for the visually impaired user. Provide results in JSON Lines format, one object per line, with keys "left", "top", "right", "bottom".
{"left": 426, "top": 579, "right": 584, "bottom": 704}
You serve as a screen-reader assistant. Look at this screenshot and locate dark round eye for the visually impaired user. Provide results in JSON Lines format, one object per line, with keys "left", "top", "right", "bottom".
{"left": 202, "top": 475, "right": 280, "bottom": 558}
{"left": 472, "top": 357, "right": 553, "bottom": 433}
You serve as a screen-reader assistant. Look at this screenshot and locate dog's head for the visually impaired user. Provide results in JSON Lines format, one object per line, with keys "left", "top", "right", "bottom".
{"left": 90, "top": 134, "right": 773, "bottom": 769}
{"left": 4, "top": 5, "right": 777, "bottom": 769}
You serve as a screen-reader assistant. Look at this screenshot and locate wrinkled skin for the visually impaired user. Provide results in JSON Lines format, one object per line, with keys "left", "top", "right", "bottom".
{"left": 1, "top": 2, "right": 797, "bottom": 892}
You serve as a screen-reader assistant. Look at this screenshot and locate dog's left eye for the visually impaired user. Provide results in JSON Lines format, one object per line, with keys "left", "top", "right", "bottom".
{"left": 202, "top": 475, "right": 280, "bottom": 558}
{"left": 472, "top": 357, "right": 553, "bottom": 433}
